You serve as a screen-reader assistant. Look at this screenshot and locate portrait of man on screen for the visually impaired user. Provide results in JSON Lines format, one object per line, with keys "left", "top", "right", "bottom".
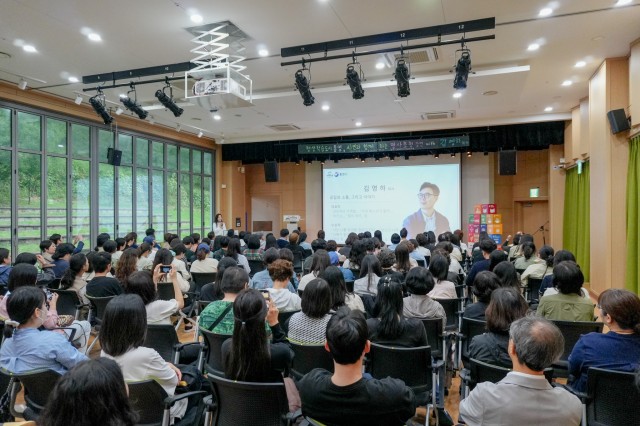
{"left": 402, "top": 182, "right": 451, "bottom": 238}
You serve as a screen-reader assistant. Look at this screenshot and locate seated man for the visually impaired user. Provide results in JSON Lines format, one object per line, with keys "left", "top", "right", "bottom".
{"left": 297, "top": 308, "right": 416, "bottom": 426}
{"left": 459, "top": 316, "right": 582, "bottom": 426}
{"left": 86, "top": 252, "right": 123, "bottom": 298}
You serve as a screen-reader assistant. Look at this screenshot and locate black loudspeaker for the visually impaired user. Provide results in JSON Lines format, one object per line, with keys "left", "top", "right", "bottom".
{"left": 107, "top": 148, "right": 122, "bottom": 166}
{"left": 264, "top": 161, "right": 279, "bottom": 182}
{"left": 499, "top": 150, "right": 517, "bottom": 176}
{"left": 607, "top": 109, "right": 630, "bottom": 134}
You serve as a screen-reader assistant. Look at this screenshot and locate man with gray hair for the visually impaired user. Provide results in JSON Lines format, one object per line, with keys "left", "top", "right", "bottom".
{"left": 459, "top": 316, "right": 582, "bottom": 425}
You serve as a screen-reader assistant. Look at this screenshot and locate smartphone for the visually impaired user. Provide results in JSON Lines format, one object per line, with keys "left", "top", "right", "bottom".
{"left": 43, "top": 288, "right": 54, "bottom": 301}
{"left": 259, "top": 290, "right": 271, "bottom": 301}
{"left": 160, "top": 265, "right": 172, "bottom": 273}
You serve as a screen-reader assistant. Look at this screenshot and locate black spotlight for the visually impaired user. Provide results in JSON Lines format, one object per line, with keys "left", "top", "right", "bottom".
{"left": 394, "top": 59, "right": 411, "bottom": 97}
{"left": 453, "top": 50, "right": 472, "bottom": 90}
{"left": 121, "top": 84, "right": 148, "bottom": 120}
{"left": 155, "top": 79, "right": 183, "bottom": 117}
{"left": 89, "top": 91, "right": 113, "bottom": 125}
{"left": 295, "top": 68, "right": 314, "bottom": 106}
{"left": 346, "top": 64, "right": 365, "bottom": 100}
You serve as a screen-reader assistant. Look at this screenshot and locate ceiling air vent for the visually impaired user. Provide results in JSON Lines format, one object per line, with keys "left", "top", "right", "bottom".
{"left": 266, "top": 124, "right": 301, "bottom": 131}
{"left": 386, "top": 47, "right": 439, "bottom": 65}
{"left": 422, "top": 111, "right": 456, "bottom": 120}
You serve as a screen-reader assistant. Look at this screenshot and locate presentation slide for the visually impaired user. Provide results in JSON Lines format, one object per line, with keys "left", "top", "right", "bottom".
{"left": 322, "top": 162, "right": 460, "bottom": 243}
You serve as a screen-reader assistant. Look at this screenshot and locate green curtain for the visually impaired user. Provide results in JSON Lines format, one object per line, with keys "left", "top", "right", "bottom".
{"left": 563, "top": 161, "right": 590, "bottom": 281}
{"left": 626, "top": 136, "right": 640, "bottom": 294}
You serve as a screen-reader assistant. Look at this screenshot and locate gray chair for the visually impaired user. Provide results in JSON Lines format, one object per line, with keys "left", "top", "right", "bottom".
{"left": 289, "top": 342, "right": 334, "bottom": 380}
{"left": 128, "top": 379, "right": 207, "bottom": 426}
{"left": 51, "top": 288, "right": 89, "bottom": 320}
{"left": 143, "top": 324, "right": 204, "bottom": 368}
{"left": 457, "top": 317, "right": 487, "bottom": 369}
{"left": 11, "top": 368, "right": 62, "bottom": 421}
{"left": 199, "top": 329, "right": 231, "bottom": 377}
{"left": 550, "top": 320, "right": 603, "bottom": 378}
{"left": 85, "top": 294, "right": 115, "bottom": 353}
{"left": 583, "top": 367, "right": 640, "bottom": 426}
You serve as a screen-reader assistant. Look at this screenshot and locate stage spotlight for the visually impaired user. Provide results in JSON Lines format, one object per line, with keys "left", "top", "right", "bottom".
{"left": 295, "top": 68, "right": 315, "bottom": 106}
{"left": 394, "top": 59, "right": 410, "bottom": 97}
{"left": 120, "top": 84, "right": 147, "bottom": 120}
{"left": 155, "top": 79, "right": 184, "bottom": 117}
{"left": 345, "top": 64, "right": 365, "bottom": 100}
{"left": 89, "top": 90, "right": 113, "bottom": 125}
{"left": 453, "top": 50, "right": 472, "bottom": 90}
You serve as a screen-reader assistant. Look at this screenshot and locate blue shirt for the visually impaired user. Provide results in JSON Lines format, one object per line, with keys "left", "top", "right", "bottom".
{"left": 250, "top": 270, "right": 297, "bottom": 293}
{"left": 51, "top": 259, "right": 70, "bottom": 278}
{"left": 409, "top": 251, "right": 427, "bottom": 266}
{"left": 0, "top": 328, "right": 88, "bottom": 375}
{"left": 0, "top": 266, "right": 11, "bottom": 286}
{"left": 340, "top": 267, "right": 355, "bottom": 281}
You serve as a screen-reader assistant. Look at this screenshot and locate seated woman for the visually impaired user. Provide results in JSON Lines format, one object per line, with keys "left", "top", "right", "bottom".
{"left": 376, "top": 249, "right": 405, "bottom": 282}
{"left": 200, "top": 266, "right": 249, "bottom": 334}
{"left": 427, "top": 253, "right": 457, "bottom": 299}
{"left": 536, "top": 261, "right": 594, "bottom": 322}
{"left": 342, "top": 240, "right": 366, "bottom": 271}
{"left": 114, "top": 248, "right": 139, "bottom": 288}
{"left": 513, "top": 241, "right": 539, "bottom": 271}
{"left": 190, "top": 243, "right": 219, "bottom": 273}
{"left": 124, "top": 267, "right": 184, "bottom": 325}
{"left": 59, "top": 252, "right": 90, "bottom": 304}
{"left": 225, "top": 238, "right": 251, "bottom": 275}
{"left": 402, "top": 267, "right": 446, "bottom": 322}
{"left": 136, "top": 242, "right": 154, "bottom": 271}
{"left": 468, "top": 287, "right": 529, "bottom": 368}
{"left": 520, "top": 245, "right": 554, "bottom": 287}
{"left": 392, "top": 241, "right": 416, "bottom": 278}
{"left": 153, "top": 248, "right": 190, "bottom": 293}
{"left": 100, "top": 294, "right": 191, "bottom": 422}
{"left": 488, "top": 249, "right": 508, "bottom": 272}
{"left": 242, "top": 234, "right": 264, "bottom": 262}
{"left": 40, "top": 358, "right": 138, "bottom": 426}
{"left": 493, "top": 261, "right": 521, "bottom": 290}
{"left": 354, "top": 254, "right": 382, "bottom": 296}
{"left": 287, "top": 278, "right": 333, "bottom": 344}
{"left": 0, "top": 286, "right": 88, "bottom": 373}
{"left": 266, "top": 259, "right": 301, "bottom": 312}
{"left": 298, "top": 250, "right": 331, "bottom": 291}
{"left": 222, "top": 288, "right": 293, "bottom": 382}
{"left": 464, "top": 271, "right": 501, "bottom": 321}
{"left": 320, "top": 266, "right": 365, "bottom": 313}
{"left": 367, "top": 277, "right": 427, "bottom": 348}
{"left": 538, "top": 250, "right": 588, "bottom": 298}
{"left": 568, "top": 289, "right": 640, "bottom": 393}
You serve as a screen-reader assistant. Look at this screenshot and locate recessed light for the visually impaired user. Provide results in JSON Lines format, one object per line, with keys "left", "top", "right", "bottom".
{"left": 527, "top": 43, "right": 540, "bottom": 51}
{"left": 562, "top": 80, "right": 573, "bottom": 86}
{"left": 375, "top": 62, "right": 385, "bottom": 70}
{"left": 453, "top": 92, "right": 462, "bottom": 99}
{"left": 68, "top": 76, "right": 79, "bottom": 83}
{"left": 355, "top": 121, "right": 362, "bottom": 127}
{"left": 23, "top": 45, "right": 37, "bottom": 53}
{"left": 213, "top": 114, "right": 221, "bottom": 120}
{"left": 538, "top": 8, "right": 553, "bottom": 17}
{"left": 197, "top": 131, "right": 203, "bottom": 138}
{"left": 258, "top": 49, "right": 269, "bottom": 57}
{"left": 575, "top": 61, "right": 586, "bottom": 68}
{"left": 190, "top": 14, "right": 203, "bottom": 23}
{"left": 616, "top": 0, "right": 632, "bottom": 6}
{"left": 544, "top": 106, "right": 553, "bottom": 112}
{"left": 87, "top": 33, "right": 101, "bottom": 42}
{"left": 483, "top": 90, "right": 498, "bottom": 96}
{"left": 321, "top": 104, "right": 330, "bottom": 111}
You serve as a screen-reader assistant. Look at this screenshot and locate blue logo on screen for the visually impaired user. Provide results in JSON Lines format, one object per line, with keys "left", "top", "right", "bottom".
{"left": 326, "top": 171, "right": 346, "bottom": 178}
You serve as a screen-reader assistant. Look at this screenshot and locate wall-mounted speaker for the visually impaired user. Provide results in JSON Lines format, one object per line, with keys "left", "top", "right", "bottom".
{"left": 264, "top": 161, "right": 279, "bottom": 182}
{"left": 499, "top": 150, "right": 517, "bottom": 176}
{"left": 107, "top": 148, "right": 122, "bottom": 166}
{"left": 607, "top": 109, "right": 630, "bottom": 134}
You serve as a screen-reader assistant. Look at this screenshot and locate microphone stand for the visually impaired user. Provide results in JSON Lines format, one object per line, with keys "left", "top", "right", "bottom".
{"left": 532, "top": 221, "right": 549, "bottom": 246}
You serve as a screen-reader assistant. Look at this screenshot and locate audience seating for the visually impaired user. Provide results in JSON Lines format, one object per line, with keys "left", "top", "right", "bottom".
{"left": 85, "top": 294, "right": 115, "bottom": 353}
{"left": 206, "top": 374, "right": 293, "bottom": 426}
{"left": 525, "top": 278, "right": 543, "bottom": 305}
{"left": 247, "top": 260, "right": 265, "bottom": 278}
{"left": 345, "top": 280, "right": 355, "bottom": 293}
{"left": 157, "top": 282, "right": 177, "bottom": 301}
{"left": 456, "top": 317, "right": 487, "bottom": 369}
{"left": 416, "top": 259, "right": 426, "bottom": 268}
{"left": 11, "top": 369, "right": 61, "bottom": 421}
{"left": 289, "top": 342, "right": 334, "bottom": 380}
{"left": 277, "top": 310, "right": 300, "bottom": 335}
{"left": 50, "top": 289, "right": 88, "bottom": 320}
{"left": 45, "top": 278, "right": 61, "bottom": 290}
{"left": 143, "top": 324, "right": 204, "bottom": 367}
{"left": 433, "top": 298, "right": 461, "bottom": 332}
{"left": 191, "top": 272, "right": 217, "bottom": 295}
{"left": 579, "top": 367, "right": 640, "bottom": 426}
{"left": 420, "top": 318, "right": 446, "bottom": 360}
{"left": 550, "top": 320, "right": 604, "bottom": 378}
{"left": 128, "top": 380, "right": 207, "bottom": 426}
{"left": 199, "top": 329, "right": 231, "bottom": 377}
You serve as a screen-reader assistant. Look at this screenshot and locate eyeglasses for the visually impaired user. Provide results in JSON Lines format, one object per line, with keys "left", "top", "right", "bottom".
{"left": 417, "top": 192, "right": 436, "bottom": 200}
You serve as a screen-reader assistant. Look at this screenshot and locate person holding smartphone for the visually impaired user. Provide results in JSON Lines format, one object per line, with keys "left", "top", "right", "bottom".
{"left": 213, "top": 213, "right": 227, "bottom": 237}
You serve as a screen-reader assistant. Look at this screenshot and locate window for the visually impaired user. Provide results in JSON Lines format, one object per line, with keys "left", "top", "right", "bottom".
{"left": 136, "top": 169, "right": 150, "bottom": 234}
{"left": 136, "top": 138, "right": 149, "bottom": 167}
{"left": 98, "top": 163, "right": 115, "bottom": 236}
{"left": 17, "top": 152, "right": 41, "bottom": 253}
{"left": 0, "top": 108, "right": 10, "bottom": 147}
{"left": 46, "top": 118, "right": 67, "bottom": 155}
{"left": 72, "top": 160, "right": 91, "bottom": 245}
{"left": 118, "top": 134, "right": 133, "bottom": 165}
{"left": 46, "top": 156, "right": 67, "bottom": 238}
{"left": 0, "top": 150, "right": 11, "bottom": 248}
{"left": 17, "top": 112, "right": 41, "bottom": 151}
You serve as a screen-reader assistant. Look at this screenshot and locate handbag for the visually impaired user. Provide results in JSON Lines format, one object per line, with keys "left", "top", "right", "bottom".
{"left": 0, "top": 377, "right": 15, "bottom": 422}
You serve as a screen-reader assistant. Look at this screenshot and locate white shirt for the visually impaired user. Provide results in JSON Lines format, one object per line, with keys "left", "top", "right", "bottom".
{"left": 214, "top": 222, "right": 227, "bottom": 237}
{"left": 428, "top": 280, "right": 458, "bottom": 299}
{"left": 172, "top": 258, "right": 191, "bottom": 282}
{"left": 146, "top": 299, "right": 179, "bottom": 325}
{"left": 298, "top": 272, "right": 318, "bottom": 291}
{"left": 267, "top": 288, "right": 301, "bottom": 312}
{"left": 422, "top": 210, "right": 436, "bottom": 233}
{"left": 190, "top": 258, "right": 219, "bottom": 273}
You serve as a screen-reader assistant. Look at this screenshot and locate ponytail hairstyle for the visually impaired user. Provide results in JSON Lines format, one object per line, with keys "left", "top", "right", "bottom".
{"left": 539, "top": 245, "right": 555, "bottom": 268}
{"left": 372, "top": 277, "right": 404, "bottom": 340}
{"left": 4, "top": 286, "right": 46, "bottom": 338}
{"left": 138, "top": 242, "right": 151, "bottom": 258}
{"left": 60, "top": 253, "right": 87, "bottom": 290}
{"left": 522, "top": 241, "right": 536, "bottom": 260}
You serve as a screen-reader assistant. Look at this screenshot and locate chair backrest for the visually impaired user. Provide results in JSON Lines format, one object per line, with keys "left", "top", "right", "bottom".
{"left": 127, "top": 380, "right": 169, "bottom": 425}
{"left": 15, "top": 369, "right": 62, "bottom": 418}
{"left": 433, "top": 298, "right": 460, "bottom": 331}
{"left": 526, "top": 278, "right": 543, "bottom": 304}
{"left": 344, "top": 280, "right": 355, "bottom": 293}
{"left": 47, "top": 278, "right": 61, "bottom": 290}
{"left": 368, "top": 343, "right": 432, "bottom": 393}
{"left": 469, "top": 358, "right": 510, "bottom": 390}
{"left": 551, "top": 320, "right": 604, "bottom": 361}
{"left": 460, "top": 317, "right": 487, "bottom": 363}
{"left": 85, "top": 295, "right": 115, "bottom": 322}
{"left": 302, "top": 249, "right": 313, "bottom": 259}
{"left": 208, "top": 374, "right": 289, "bottom": 426}
{"left": 289, "top": 342, "right": 334, "bottom": 380}
{"left": 587, "top": 367, "right": 640, "bottom": 426}
{"left": 143, "top": 324, "right": 179, "bottom": 362}
{"left": 200, "top": 328, "right": 232, "bottom": 376}
{"left": 416, "top": 259, "right": 426, "bottom": 268}
{"left": 516, "top": 268, "right": 526, "bottom": 276}
{"left": 277, "top": 310, "right": 300, "bottom": 334}
{"left": 247, "top": 260, "right": 265, "bottom": 277}
{"left": 50, "top": 289, "right": 82, "bottom": 317}
{"left": 156, "top": 282, "right": 176, "bottom": 301}
{"left": 191, "top": 272, "right": 217, "bottom": 294}
{"left": 420, "top": 318, "right": 444, "bottom": 359}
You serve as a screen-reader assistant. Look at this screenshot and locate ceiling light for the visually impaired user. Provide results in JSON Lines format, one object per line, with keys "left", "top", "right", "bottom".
{"left": 527, "top": 43, "right": 540, "bottom": 51}
{"left": 213, "top": 114, "right": 221, "bottom": 120}
{"left": 87, "top": 33, "right": 102, "bottom": 42}
{"left": 562, "top": 80, "right": 573, "bottom": 86}
{"left": 355, "top": 121, "right": 362, "bottom": 127}
{"left": 119, "top": 93, "right": 127, "bottom": 99}
{"left": 89, "top": 90, "right": 113, "bottom": 124}
{"left": 544, "top": 106, "right": 553, "bottom": 112}
{"left": 68, "top": 76, "right": 79, "bottom": 83}
{"left": 467, "top": 151, "right": 472, "bottom": 157}
{"left": 74, "top": 95, "right": 83, "bottom": 105}
{"left": 197, "top": 131, "right": 203, "bottom": 138}
{"left": 375, "top": 62, "right": 385, "bottom": 70}
{"left": 346, "top": 64, "right": 365, "bottom": 100}
{"left": 115, "top": 107, "right": 124, "bottom": 115}
{"left": 155, "top": 79, "right": 184, "bottom": 117}
{"left": 395, "top": 58, "right": 411, "bottom": 97}
{"left": 453, "top": 92, "right": 462, "bottom": 99}
{"left": 294, "top": 68, "right": 314, "bottom": 106}
{"left": 23, "top": 45, "right": 37, "bottom": 53}
{"left": 190, "top": 14, "right": 203, "bottom": 23}
{"left": 575, "top": 61, "right": 586, "bottom": 68}
{"left": 307, "top": 159, "right": 312, "bottom": 164}
{"left": 453, "top": 50, "right": 471, "bottom": 90}
{"left": 18, "top": 79, "right": 27, "bottom": 90}
{"left": 616, "top": 0, "right": 632, "bottom": 6}
{"left": 258, "top": 49, "right": 269, "bottom": 57}
{"left": 434, "top": 153, "right": 439, "bottom": 159}
{"left": 121, "top": 84, "right": 148, "bottom": 120}
{"left": 321, "top": 104, "right": 330, "bottom": 111}
{"left": 451, "top": 153, "right": 456, "bottom": 157}
{"left": 538, "top": 8, "right": 553, "bottom": 17}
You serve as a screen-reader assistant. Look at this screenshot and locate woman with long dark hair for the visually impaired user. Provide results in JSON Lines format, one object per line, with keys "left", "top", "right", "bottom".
{"left": 493, "top": 261, "right": 521, "bottom": 290}
{"left": 298, "top": 250, "right": 331, "bottom": 291}
{"left": 320, "top": 265, "right": 364, "bottom": 312}
{"left": 367, "top": 277, "right": 427, "bottom": 347}
{"left": 538, "top": 250, "right": 577, "bottom": 297}
{"left": 214, "top": 213, "right": 227, "bottom": 237}
{"left": 514, "top": 241, "right": 537, "bottom": 271}
{"left": 264, "top": 234, "right": 278, "bottom": 250}
{"left": 339, "top": 232, "right": 359, "bottom": 258}
{"left": 124, "top": 269, "right": 184, "bottom": 325}
{"left": 343, "top": 240, "right": 366, "bottom": 270}
{"left": 60, "top": 252, "right": 89, "bottom": 304}
{"left": 114, "top": 248, "right": 139, "bottom": 288}
{"left": 354, "top": 254, "right": 382, "bottom": 296}
{"left": 427, "top": 253, "right": 457, "bottom": 299}
{"left": 520, "top": 245, "right": 554, "bottom": 287}
{"left": 152, "top": 248, "right": 189, "bottom": 293}
{"left": 536, "top": 261, "right": 593, "bottom": 321}
{"left": 463, "top": 271, "right": 502, "bottom": 321}
{"left": 225, "top": 238, "right": 251, "bottom": 274}
{"left": 392, "top": 242, "right": 415, "bottom": 277}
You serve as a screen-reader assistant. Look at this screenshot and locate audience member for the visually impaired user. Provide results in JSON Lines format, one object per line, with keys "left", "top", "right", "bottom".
{"left": 225, "top": 238, "right": 251, "bottom": 274}
{"left": 266, "top": 259, "right": 301, "bottom": 312}
{"left": 354, "top": 254, "right": 382, "bottom": 296}
{"left": 136, "top": 242, "right": 154, "bottom": 271}
{"left": 514, "top": 241, "right": 538, "bottom": 271}
{"left": 465, "top": 238, "right": 497, "bottom": 288}
{"left": 521, "top": 245, "right": 554, "bottom": 287}
{"left": 14, "top": 251, "right": 55, "bottom": 284}
{"left": 125, "top": 268, "right": 184, "bottom": 325}
{"left": 114, "top": 248, "right": 138, "bottom": 288}
{"left": 277, "top": 228, "right": 290, "bottom": 248}
{"left": 190, "top": 243, "right": 219, "bottom": 273}
{"left": 392, "top": 241, "right": 416, "bottom": 277}
{"left": 51, "top": 243, "right": 75, "bottom": 278}
{"left": 60, "top": 253, "right": 90, "bottom": 304}
{"left": 94, "top": 233, "right": 111, "bottom": 252}
{"left": 200, "top": 257, "right": 238, "bottom": 301}
{"left": 402, "top": 267, "right": 445, "bottom": 322}
{"left": 493, "top": 261, "right": 521, "bottom": 290}
{"left": 536, "top": 261, "right": 594, "bottom": 321}
{"left": 427, "top": 253, "right": 457, "bottom": 299}
{"left": 464, "top": 271, "right": 501, "bottom": 321}
{"left": 40, "top": 240, "right": 56, "bottom": 263}
{"left": 111, "top": 238, "right": 126, "bottom": 267}
{"left": 339, "top": 232, "right": 358, "bottom": 258}
{"left": 487, "top": 249, "right": 508, "bottom": 272}
{"left": 321, "top": 265, "right": 365, "bottom": 312}
{"left": 152, "top": 248, "right": 189, "bottom": 293}
{"left": 200, "top": 267, "right": 249, "bottom": 333}
{"left": 288, "top": 278, "right": 333, "bottom": 344}
{"left": 299, "top": 250, "right": 331, "bottom": 291}
{"left": 538, "top": 249, "right": 576, "bottom": 297}
{"left": 86, "top": 252, "right": 123, "bottom": 297}
{"left": 242, "top": 234, "right": 264, "bottom": 261}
